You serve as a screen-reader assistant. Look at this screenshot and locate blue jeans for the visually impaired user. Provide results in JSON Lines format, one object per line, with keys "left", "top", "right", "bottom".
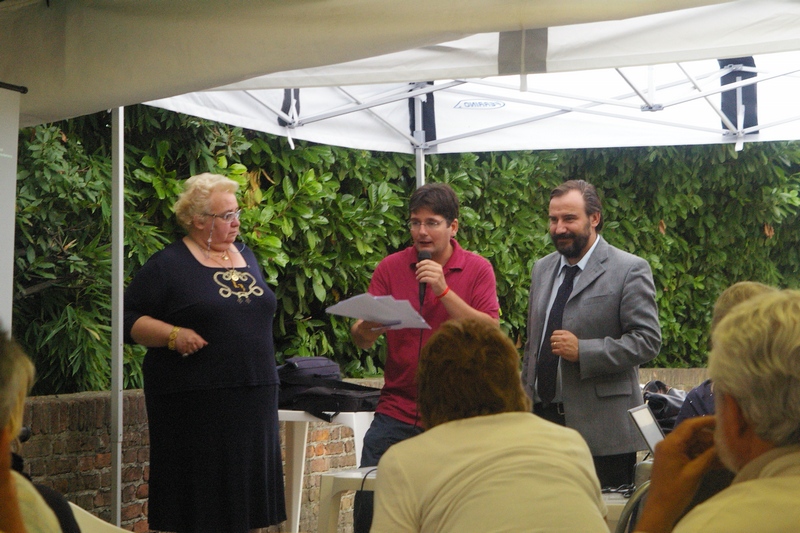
{"left": 353, "top": 413, "right": 423, "bottom": 533}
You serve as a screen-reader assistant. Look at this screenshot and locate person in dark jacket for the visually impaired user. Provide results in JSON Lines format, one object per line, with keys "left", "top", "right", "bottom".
{"left": 674, "top": 281, "right": 776, "bottom": 428}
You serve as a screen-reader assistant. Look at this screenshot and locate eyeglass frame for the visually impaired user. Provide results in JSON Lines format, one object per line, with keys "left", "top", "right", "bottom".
{"left": 406, "top": 218, "right": 450, "bottom": 230}
{"left": 202, "top": 209, "right": 242, "bottom": 222}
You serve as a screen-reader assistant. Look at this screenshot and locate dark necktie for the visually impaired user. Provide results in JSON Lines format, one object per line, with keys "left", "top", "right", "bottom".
{"left": 537, "top": 265, "right": 580, "bottom": 405}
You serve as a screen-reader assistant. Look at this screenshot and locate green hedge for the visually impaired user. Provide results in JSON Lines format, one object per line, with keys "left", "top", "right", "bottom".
{"left": 13, "top": 107, "right": 800, "bottom": 394}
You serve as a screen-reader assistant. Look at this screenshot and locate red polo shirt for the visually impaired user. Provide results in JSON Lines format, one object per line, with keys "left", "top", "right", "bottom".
{"left": 368, "top": 239, "right": 499, "bottom": 425}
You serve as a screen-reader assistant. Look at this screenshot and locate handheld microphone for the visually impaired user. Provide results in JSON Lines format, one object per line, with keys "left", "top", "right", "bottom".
{"left": 417, "top": 250, "right": 432, "bottom": 307}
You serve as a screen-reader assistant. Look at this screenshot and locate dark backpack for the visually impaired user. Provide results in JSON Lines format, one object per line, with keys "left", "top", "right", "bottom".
{"left": 277, "top": 356, "right": 381, "bottom": 422}
{"left": 642, "top": 379, "right": 687, "bottom": 434}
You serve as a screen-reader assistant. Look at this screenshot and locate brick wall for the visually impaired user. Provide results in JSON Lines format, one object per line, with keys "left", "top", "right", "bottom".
{"left": 18, "top": 371, "right": 704, "bottom": 533}
{"left": 19, "top": 383, "right": 382, "bottom": 533}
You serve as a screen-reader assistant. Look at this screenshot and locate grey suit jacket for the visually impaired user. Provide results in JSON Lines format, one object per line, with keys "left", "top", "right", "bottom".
{"left": 522, "top": 236, "right": 662, "bottom": 456}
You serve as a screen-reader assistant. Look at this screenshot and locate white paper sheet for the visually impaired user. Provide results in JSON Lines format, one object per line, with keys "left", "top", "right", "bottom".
{"left": 326, "top": 293, "right": 430, "bottom": 330}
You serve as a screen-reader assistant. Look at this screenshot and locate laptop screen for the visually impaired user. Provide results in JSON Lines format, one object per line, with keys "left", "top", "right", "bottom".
{"left": 628, "top": 403, "right": 665, "bottom": 454}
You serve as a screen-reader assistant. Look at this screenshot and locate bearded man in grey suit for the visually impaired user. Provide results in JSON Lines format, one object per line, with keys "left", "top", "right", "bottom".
{"left": 522, "top": 179, "right": 662, "bottom": 488}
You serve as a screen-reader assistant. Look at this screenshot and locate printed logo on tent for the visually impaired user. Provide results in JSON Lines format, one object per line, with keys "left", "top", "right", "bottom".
{"left": 454, "top": 100, "right": 505, "bottom": 110}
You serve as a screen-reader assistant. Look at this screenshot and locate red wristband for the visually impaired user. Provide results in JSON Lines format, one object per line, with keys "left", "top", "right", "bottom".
{"left": 435, "top": 286, "right": 450, "bottom": 299}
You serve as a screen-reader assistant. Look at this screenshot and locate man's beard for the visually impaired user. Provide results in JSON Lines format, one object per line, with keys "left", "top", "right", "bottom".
{"left": 551, "top": 227, "right": 590, "bottom": 259}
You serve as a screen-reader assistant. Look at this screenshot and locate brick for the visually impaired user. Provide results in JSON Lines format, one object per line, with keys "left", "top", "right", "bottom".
{"left": 76, "top": 494, "right": 96, "bottom": 510}
{"left": 26, "top": 458, "right": 46, "bottom": 478}
{"left": 310, "top": 428, "right": 330, "bottom": 442}
{"left": 28, "top": 401, "right": 50, "bottom": 434}
{"left": 122, "top": 466, "right": 143, "bottom": 483}
{"left": 21, "top": 437, "right": 52, "bottom": 458}
{"left": 121, "top": 503, "right": 143, "bottom": 521}
{"left": 49, "top": 457, "right": 78, "bottom": 475}
{"left": 97, "top": 509, "right": 114, "bottom": 524}
{"left": 95, "top": 452, "right": 112, "bottom": 468}
{"left": 55, "top": 401, "right": 69, "bottom": 432}
{"left": 122, "top": 484, "right": 137, "bottom": 503}
{"left": 51, "top": 439, "right": 65, "bottom": 455}
{"left": 309, "top": 458, "right": 328, "bottom": 473}
{"left": 93, "top": 490, "right": 110, "bottom": 508}
{"left": 66, "top": 434, "right": 102, "bottom": 454}
{"left": 122, "top": 448, "right": 139, "bottom": 463}
{"left": 135, "top": 483, "right": 149, "bottom": 499}
{"left": 50, "top": 477, "right": 70, "bottom": 494}
{"left": 79, "top": 472, "right": 102, "bottom": 491}
{"left": 77, "top": 455, "right": 95, "bottom": 471}
{"left": 327, "top": 441, "right": 345, "bottom": 455}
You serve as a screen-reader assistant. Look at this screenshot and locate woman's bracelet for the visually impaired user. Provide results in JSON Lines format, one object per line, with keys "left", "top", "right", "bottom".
{"left": 167, "top": 326, "right": 181, "bottom": 351}
{"left": 435, "top": 286, "right": 451, "bottom": 299}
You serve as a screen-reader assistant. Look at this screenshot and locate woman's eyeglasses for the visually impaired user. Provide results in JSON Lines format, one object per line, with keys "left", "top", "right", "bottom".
{"left": 203, "top": 209, "right": 242, "bottom": 222}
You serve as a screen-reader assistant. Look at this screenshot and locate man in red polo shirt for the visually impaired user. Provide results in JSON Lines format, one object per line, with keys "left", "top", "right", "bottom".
{"left": 350, "top": 182, "right": 500, "bottom": 533}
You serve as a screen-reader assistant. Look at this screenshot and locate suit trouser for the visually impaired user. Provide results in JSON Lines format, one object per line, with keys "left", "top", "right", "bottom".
{"left": 534, "top": 402, "right": 635, "bottom": 488}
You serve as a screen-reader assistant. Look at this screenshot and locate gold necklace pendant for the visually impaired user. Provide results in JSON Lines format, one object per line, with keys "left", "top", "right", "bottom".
{"left": 230, "top": 269, "right": 240, "bottom": 282}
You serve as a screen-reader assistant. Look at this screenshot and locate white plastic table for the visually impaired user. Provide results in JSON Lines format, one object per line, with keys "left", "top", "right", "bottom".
{"left": 279, "top": 409, "right": 375, "bottom": 533}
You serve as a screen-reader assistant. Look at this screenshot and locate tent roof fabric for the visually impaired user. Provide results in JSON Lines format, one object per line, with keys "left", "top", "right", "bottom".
{"left": 1, "top": 0, "right": 730, "bottom": 127}
{"left": 147, "top": 0, "right": 800, "bottom": 153}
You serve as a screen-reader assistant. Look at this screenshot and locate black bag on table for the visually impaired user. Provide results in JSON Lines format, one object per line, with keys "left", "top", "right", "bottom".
{"left": 643, "top": 379, "right": 687, "bottom": 434}
{"left": 277, "top": 356, "right": 381, "bottom": 422}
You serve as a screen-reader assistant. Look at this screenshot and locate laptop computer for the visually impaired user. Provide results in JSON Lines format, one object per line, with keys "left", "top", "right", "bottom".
{"left": 628, "top": 403, "right": 665, "bottom": 454}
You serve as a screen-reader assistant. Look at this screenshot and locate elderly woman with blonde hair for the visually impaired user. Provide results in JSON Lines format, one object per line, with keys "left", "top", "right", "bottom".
{"left": 124, "top": 173, "right": 285, "bottom": 532}
{"left": 1, "top": 329, "right": 60, "bottom": 533}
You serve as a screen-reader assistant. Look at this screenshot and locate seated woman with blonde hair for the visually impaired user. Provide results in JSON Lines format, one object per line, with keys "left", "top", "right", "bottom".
{"left": 0, "top": 329, "right": 61, "bottom": 533}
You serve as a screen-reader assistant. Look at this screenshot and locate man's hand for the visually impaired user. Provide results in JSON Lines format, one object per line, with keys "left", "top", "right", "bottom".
{"left": 635, "top": 416, "right": 720, "bottom": 533}
{"left": 551, "top": 329, "right": 579, "bottom": 362}
{"left": 351, "top": 319, "right": 390, "bottom": 350}
{"left": 415, "top": 258, "right": 447, "bottom": 297}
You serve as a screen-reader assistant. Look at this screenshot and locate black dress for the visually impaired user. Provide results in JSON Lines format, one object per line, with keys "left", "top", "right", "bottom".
{"left": 124, "top": 241, "right": 286, "bottom": 532}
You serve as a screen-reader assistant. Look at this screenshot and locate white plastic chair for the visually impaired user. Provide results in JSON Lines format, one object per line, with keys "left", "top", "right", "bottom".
{"left": 68, "top": 503, "right": 128, "bottom": 532}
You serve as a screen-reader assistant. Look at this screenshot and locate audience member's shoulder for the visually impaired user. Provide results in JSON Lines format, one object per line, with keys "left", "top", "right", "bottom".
{"left": 11, "top": 470, "right": 62, "bottom": 533}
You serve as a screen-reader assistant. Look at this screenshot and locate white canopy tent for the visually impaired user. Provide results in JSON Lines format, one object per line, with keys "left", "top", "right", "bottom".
{"left": 1, "top": 0, "right": 796, "bottom": 528}
{"left": 148, "top": 0, "right": 800, "bottom": 183}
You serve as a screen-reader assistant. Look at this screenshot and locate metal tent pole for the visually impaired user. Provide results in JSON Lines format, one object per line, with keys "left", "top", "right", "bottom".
{"left": 413, "top": 93, "right": 425, "bottom": 187}
{"left": 0, "top": 87, "right": 22, "bottom": 329}
{"left": 110, "top": 107, "right": 125, "bottom": 526}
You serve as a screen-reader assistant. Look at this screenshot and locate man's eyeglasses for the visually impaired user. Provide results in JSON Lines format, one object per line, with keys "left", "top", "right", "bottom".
{"left": 407, "top": 220, "right": 446, "bottom": 230}
{"left": 204, "top": 209, "right": 242, "bottom": 222}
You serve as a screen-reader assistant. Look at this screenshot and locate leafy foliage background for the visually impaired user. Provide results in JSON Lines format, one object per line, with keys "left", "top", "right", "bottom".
{"left": 13, "top": 107, "right": 800, "bottom": 394}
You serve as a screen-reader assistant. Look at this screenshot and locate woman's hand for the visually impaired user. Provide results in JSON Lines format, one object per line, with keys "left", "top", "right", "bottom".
{"left": 174, "top": 328, "right": 209, "bottom": 357}
{"left": 131, "top": 316, "right": 208, "bottom": 356}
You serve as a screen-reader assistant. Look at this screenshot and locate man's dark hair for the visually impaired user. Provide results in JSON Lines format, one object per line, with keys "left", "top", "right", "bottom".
{"left": 409, "top": 182, "right": 459, "bottom": 223}
{"left": 551, "top": 179, "right": 604, "bottom": 232}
